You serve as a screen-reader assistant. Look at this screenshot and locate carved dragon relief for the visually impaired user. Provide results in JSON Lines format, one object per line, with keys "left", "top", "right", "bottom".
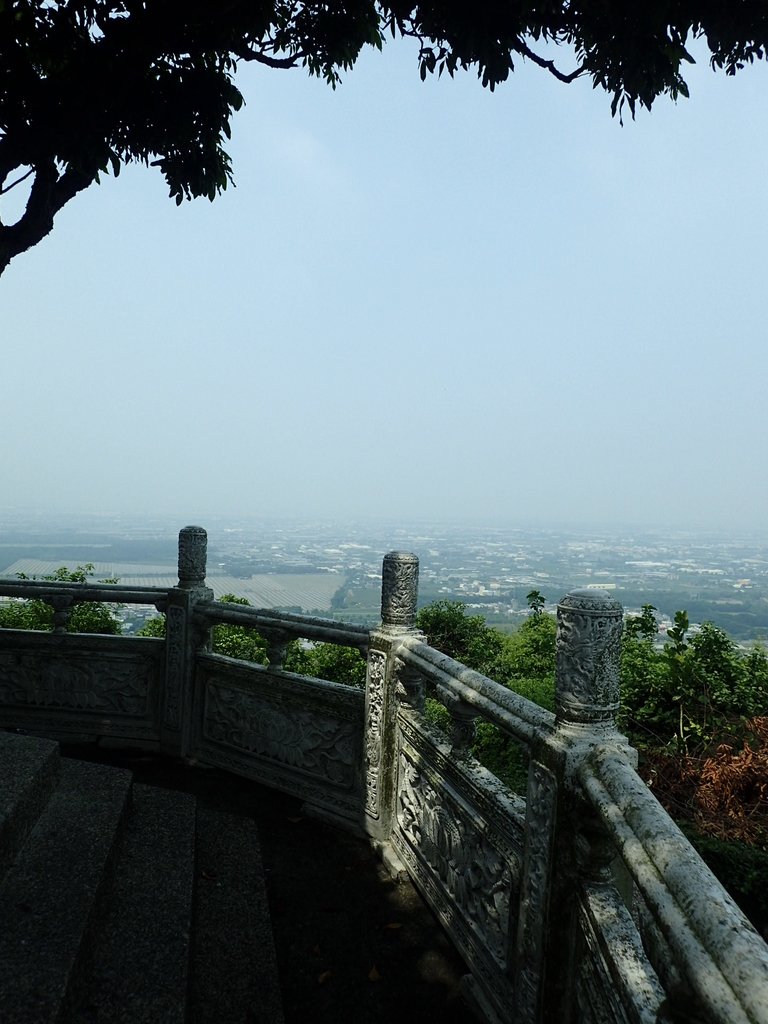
{"left": 202, "top": 680, "right": 356, "bottom": 788}
{"left": 556, "top": 593, "right": 623, "bottom": 722}
{"left": 395, "top": 746, "right": 514, "bottom": 966}
{"left": 0, "top": 651, "right": 151, "bottom": 716}
{"left": 381, "top": 553, "right": 419, "bottom": 626}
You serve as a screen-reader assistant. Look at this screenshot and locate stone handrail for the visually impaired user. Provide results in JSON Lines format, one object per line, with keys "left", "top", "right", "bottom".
{"left": 369, "top": 560, "right": 768, "bottom": 1023}
{"left": 2, "top": 529, "right": 767, "bottom": 1024}
{"left": 197, "top": 600, "right": 370, "bottom": 651}
{"left": 0, "top": 578, "right": 168, "bottom": 634}
{"left": 581, "top": 748, "right": 768, "bottom": 1024}
{"left": 396, "top": 638, "right": 555, "bottom": 746}
{"left": 0, "top": 578, "right": 168, "bottom": 607}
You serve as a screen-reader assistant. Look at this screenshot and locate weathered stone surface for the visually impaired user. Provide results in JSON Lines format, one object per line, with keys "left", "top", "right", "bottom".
{"left": 556, "top": 589, "right": 623, "bottom": 726}
{"left": 0, "top": 759, "right": 132, "bottom": 1024}
{"left": 1, "top": 538, "right": 767, "bottom": 1024}
{"left": 381, "top": 551, "right": 419, "bottom": 629}
{"left": 65, "top": 784, "right": 196, "bottom": 1024}
{"left": 192, "top": 803, "right": 284, "bottom": 1024}
{"left": 191, "top": 655, "right": 365, "bottom": 823}
{"left": 177, "top": 525, "right": 209, "bottom": 589}
{"left": 0, "top": 731, "right": 60, "bottom": 874}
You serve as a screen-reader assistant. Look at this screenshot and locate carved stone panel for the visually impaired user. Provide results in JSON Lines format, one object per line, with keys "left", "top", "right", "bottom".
{"left": 392, "top": 712, "right": 521, "bottom": 1019}
{"left": 203, "top": 680, "right": 356, "bottom": 787}
{"left": 191, "top": 657, "right": 365, "bottom": 821}
{"left": 163, "top": 603, "right": 186, "bottom": 730}
{"left": 0, "top": 650, "right": 152, "bottom": 716}
{"left": 397, "top": 747, "right": 514, "bottom": 965}
{"left": 364, "top": 649, "right": 386, "bottom": 818}
{"left": 0, "top": 636, "right": 161, "bottom": 739}
{"left": 514, "top": 761, "right": 558, "bottom": 1024}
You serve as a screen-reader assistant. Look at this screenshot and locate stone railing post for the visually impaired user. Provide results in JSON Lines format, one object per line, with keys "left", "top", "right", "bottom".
{"left": 515, "top": 589, "right": 625, "bottom": 1024}
{"left": 363, "top": 551, "right": 419, "bottom": 846}
{"left": 554, "top": 589, "right": 623, "bottom": 735}
{"left": 161, "top": 526, "right": 214, "bottom": 756}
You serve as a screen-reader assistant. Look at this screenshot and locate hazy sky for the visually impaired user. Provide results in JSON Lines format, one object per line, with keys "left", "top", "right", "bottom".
{"left": 3, "top": 40, "right": 767, "bottom": 533}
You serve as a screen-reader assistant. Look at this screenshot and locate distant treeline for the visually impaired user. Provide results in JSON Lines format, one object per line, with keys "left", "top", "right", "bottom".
{"left": 0, "top": 538, "right": 178, "bottom": 569}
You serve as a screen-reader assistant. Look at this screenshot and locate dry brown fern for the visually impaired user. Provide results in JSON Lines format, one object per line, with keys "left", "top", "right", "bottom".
{"left": 639, "top": 717, "right": 768, "bottom": 847}
{"left": 693, "top": 717, "right": 768, "bottom": 846}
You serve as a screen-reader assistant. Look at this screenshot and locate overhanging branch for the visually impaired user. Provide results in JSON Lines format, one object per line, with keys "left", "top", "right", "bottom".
{"left": 513, "top": 39, "right": 585, "bottom": 83}
{"left": 0, "top": 160, "right": 94, "bottom": 275}
{"left": 233, "top": 46, "right": 306, "bottom": 69}
{"left": 0, "top": 167, "right": 35, "bottom": 195}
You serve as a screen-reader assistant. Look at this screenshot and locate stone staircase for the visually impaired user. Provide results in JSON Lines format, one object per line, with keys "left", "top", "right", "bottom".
{"left": 0, "top": 731, "right": 284, "bottom": 1024}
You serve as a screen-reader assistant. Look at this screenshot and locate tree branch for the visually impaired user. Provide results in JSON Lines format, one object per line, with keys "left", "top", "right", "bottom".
{"left": 513, "top": 39, "right": 585, "bottom": 83}
{"left": 233, "top": 46, "right": 306, "bottom": 69}
{"left": 0, "top": 161, "right": 94, "bottom": 276}
{"left": 0, "top": 167, "right": 35, "bottom": 195}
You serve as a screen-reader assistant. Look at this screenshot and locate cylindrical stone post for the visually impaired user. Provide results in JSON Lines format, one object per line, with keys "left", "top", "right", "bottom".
{"left": 555, "top": 589, "right": 623, "bottom": 728}
{"left": 177, "top": 526, "right": 208, "bottom": 590}
{"left": 380, "top": 551, "right": 419, "bottom": 630}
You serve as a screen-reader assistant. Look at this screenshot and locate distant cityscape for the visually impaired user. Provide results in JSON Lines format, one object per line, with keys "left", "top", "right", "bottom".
{"left": 1, "top": 510, "right": 767, "bottom": 642}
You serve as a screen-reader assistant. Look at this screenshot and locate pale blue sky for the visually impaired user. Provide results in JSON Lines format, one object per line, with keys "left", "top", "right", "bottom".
{"left": 2, "top": 40, "right": 767, "bottom": 532}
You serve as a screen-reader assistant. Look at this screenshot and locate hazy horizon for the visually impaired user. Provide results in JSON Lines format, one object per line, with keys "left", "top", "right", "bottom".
{"left": 2, "top": 504, "right": 767, "bottom": 544}
{"left": 4, "top": 40, "right": 767, "bottom": 533}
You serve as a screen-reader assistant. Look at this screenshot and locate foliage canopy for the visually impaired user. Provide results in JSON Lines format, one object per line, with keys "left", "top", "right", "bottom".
{"left": 0, "top": 564, "right": 122, "bottom": 634}
{"left": 1, "top": 1, "right": 767, "bottom": 272}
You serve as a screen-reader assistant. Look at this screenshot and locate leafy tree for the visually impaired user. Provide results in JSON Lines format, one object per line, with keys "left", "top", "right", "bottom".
{"left": 136, "top": 615, "right": 166, "bottom": 639}
{"left": 139, "top": 595, "right": 366, "bottom": 684}
{"left": 416, "top": 598, "right": 556, "bottom": 793}
{"left": 415, "top": 599, "right": 503, "bottom": 671}
{"left": 2, "top": 1, "right": 767, "bottom": 272}
{"left": 283, "top": 640, "right": 367, "bottom": 688}
{"left": 0, "top": 564, "right": 122, "bottom": 634}
{"left": 526, "top": 589, "right": 546, "bottom": 617}
{"left": 209, "top": 594, "right": 269, "bottom": 664}
{"left": 415, "top": 597, "right": 556, "bottom": 689}
{"left": 625, "top": 603, "right": 659, "bottom": 642}
{"left": 620, "top": 605, "right": 768, "bottom": 753}
{"left": 502, "top": 612, "right": 557, "bottom": 681}
{"left": 619, "top": 605, "right": 669, "bottom": 741}
{"left": 741, "top": 644, "right": 768, "bottom": 717}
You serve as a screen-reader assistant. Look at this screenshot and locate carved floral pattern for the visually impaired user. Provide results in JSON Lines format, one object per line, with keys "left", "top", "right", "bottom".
{"left": 203, "top": 682, "right": 355, "bottom": 786}
{"left": 0, "top": 653, "right": 150, "bottom": 715}
{"left": 396, "top": 749, "right": 512, "bottom": 964}
{"left": 364, "top": 650, "right": 386, "bottom": 816}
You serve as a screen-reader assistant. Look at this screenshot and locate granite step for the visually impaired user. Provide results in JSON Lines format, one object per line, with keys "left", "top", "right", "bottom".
{"left": 0, "top": 736, "right": 285, "bottom": 1024}
{"left": 0, "top": 757, "right": 133, "bottom": 1024}
{"left": 0, "top": 730, "right": 61, "bottom": 876}
{"left": 190, "top": 802, "right": 284, "bottom": 1024}
{"left": 64, "top": 783, "right": 198, "bottom": 1024}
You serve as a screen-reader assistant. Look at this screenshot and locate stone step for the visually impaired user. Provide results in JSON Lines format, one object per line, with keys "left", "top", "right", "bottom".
{"left": 190, "top": 802, "right": 284, "bottom": 1024}
{"left": 0, "top": 758, "right": 133, "bottom": 1024}
{"left": 64, "top": 783, "right": 198, "bottom": 1024}
{"left": 0, "top": 730, "right": 61, "bottom": 876}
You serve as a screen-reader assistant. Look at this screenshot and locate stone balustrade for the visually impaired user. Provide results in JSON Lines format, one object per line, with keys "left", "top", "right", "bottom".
{"left": 1, "top": 527, "right": 766, "bottom": 1024}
